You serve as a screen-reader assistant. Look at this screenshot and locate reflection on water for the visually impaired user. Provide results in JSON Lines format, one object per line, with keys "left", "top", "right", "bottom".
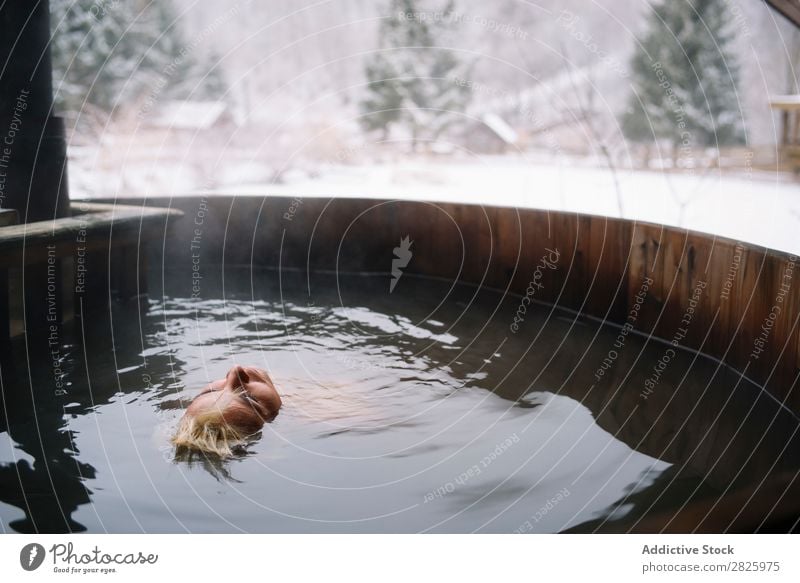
{"left": 0, "top": 269, "right": 797, "bottom": 533}
{"left": 0, "top": 354, "right": 94, "bottom": 533}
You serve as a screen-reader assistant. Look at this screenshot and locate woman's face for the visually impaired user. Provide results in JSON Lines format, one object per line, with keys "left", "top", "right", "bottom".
{"left": 185, "top": 374, "right": 266, "bottom": 433}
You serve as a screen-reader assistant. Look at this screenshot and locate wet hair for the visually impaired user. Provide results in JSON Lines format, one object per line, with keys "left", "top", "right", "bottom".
{"left": 171, "top": 366, "right": 273, "bottom": 457}
{"left": 171, "top": 400, "right": 249, "bottom": 457}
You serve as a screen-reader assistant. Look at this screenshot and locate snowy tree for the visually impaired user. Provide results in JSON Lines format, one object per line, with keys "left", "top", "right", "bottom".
{"left": 192, "top": 50, "right": 228, "bottom": 101}
{"left": 360, "top": 0, "right": 472, "bottom": 150}
{"left": 50, "top": 0, "right": 226, "bottom": 118}
{"left": 51, "top": 0, "right": 149, "bottom": 114}
{"left": 621, "top": 0, "right": 744, "bottom": 157}
{"left": 142, "top": 3, "right": 227, "bottom": 101}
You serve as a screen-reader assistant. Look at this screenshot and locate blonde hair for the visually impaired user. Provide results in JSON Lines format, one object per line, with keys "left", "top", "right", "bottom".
{"left": 171, "top": 406, "right": 249, "bottom": 458}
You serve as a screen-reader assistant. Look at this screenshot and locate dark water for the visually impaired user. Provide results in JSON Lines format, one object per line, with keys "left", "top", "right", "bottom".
{"left": 1, "top": 269, "right": 798, "bottom": 533}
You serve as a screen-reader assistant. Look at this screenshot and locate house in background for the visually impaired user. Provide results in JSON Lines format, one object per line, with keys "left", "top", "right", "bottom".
{"left": 144, "top": 100, "right": 240, "bottom": 143}
{"left": 769, "top": 95, "right": 800, "bottom": 173}
{"left": 460, "top": 113, "right": 519, "bottom": 154}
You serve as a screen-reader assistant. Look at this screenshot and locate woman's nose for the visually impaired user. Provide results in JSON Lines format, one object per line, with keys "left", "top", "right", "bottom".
{"left": 226, "top": 365, "right": 250, "bottom": 388}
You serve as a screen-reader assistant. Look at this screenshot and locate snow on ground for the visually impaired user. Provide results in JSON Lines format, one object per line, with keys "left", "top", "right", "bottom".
{"left": 75, "top": 155, "right": 800, "bottom": 256}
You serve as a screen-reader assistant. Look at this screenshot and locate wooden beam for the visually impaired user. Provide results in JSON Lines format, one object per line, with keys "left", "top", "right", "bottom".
{"left": 0, "top": 203, "right": 182, "bottom": 257}
{"left": 765, "top": 0, "right": 800, "bottom": 28}
{"left": 0, "top": 1, "right": 71, "bottom": 222}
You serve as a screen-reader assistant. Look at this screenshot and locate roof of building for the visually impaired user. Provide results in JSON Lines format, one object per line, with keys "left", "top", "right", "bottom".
{"left": 481, "top": 113, "right": 518, "bottom": 145}
{"left": 769, "top": 95, "right": 800, "bottom": 110}
{"left": 149, "top": 101, "right": 228, "bottom": 130}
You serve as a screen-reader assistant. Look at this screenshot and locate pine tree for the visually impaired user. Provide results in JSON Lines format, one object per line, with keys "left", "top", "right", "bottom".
{"left": 50, "top": 0, "right": 226, "bottom": 116}
{"left": 360, "top": 0, "right": 472, "bottom": 150}
{"left": 50, "top": 0, "right": 148, "bottom": 114}
{"left": 141, "top": 4, "right": 228, "bottom": 102}
{"left": 621, "top": 0, "right": 744, "bottom": 157}
{"left": 190, "top": 50, "right": 228, "bottom": 101}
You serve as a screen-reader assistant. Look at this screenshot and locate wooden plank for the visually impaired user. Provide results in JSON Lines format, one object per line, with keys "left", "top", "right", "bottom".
{"left": 515, "top": 209, "right": 562, "bottom": 305}
{"left": 733, "top": 246, "right": 774, "bottom": 384}
{"left": 627, "top": 222, "right": 664, "bottom": 335}
{"left": 552, "top": 212, "right": 582, "bottom": 312}
{"left": 7, "top": 268, "right": 23, "bottom": 338}
{"left": 0, "top": 203, "right": 181, "bottom": 252}
{"left": 654, "top": 228, "right": 689, "bottom": 343}
{"left": 783, "top": 110, "right": 790, "bottom": 146}
{"left": 475, "top": 204, "right": 495, "bottom": 289}
{"left": 0, "top": 268, "right": 8, "bottom": 341}
{"left": 765, "top": 252, "right": 800, "bottom": 408}
{"left": 584, "top": 216, "right": 631, "bottom": 323}
{"left": 765, "top": 0, "right": 800, "bottom": 29}
{"left": 793, "top": 111, "right": 800, "bottom": 144}
{"left": 0, "top": 230, "right": 158, "bottom": 268}
{"left": 685, "top": 235, "right": 733, "bottom": 360}
{"left": 451, "top": 202, "right": 492, "bottom": 285}
{"left": 493, "top": 206, "right": 525, "bottom": 294}
{"left": 427, "top": 202, "right": 463, "bottom": 282}
{"left": 0, "top": 209, "right": 18, "bottom": 227}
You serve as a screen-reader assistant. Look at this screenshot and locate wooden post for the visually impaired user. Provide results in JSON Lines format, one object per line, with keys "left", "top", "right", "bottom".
{"left": 0, "top": 1, "right": 70, "bottom": 222}
{"left": 0, "top": 268, "right": 8, "bottom": 342}
{"left": 782, "top": 110, "right": 790, "bottom": 146}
